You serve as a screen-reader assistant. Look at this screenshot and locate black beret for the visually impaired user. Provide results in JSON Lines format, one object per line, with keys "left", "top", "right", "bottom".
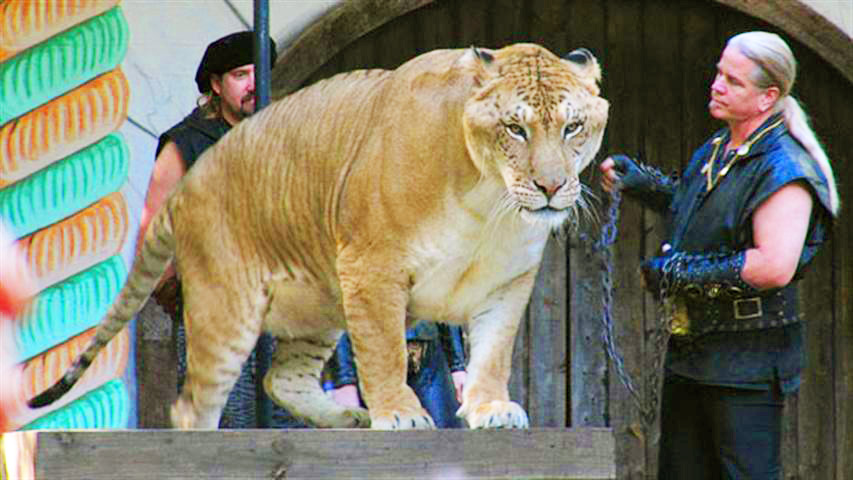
{"left": 195, "top": 31, "right": 278, "bottom": 93}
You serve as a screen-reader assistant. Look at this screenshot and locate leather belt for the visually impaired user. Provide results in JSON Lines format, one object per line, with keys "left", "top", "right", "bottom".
{"left": 682, "top": 283, "right": 800, "bottom": 335}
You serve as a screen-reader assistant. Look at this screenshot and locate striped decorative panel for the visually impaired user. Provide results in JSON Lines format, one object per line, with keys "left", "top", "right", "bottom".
{"left": 0, "top": 0, "right": 135, "bottom": 430}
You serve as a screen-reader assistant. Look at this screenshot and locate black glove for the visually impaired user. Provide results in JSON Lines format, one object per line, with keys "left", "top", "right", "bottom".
{"left": 329, "top": 333, "right": 358, "bottom": 388}
{"left": 641, "top": 250, "right": 755, "bottom": 299}
{"left": 610, "top": 154, "right": 677, "bottom": 213}
{"left": 639, "top": 252, "right": 672, "bottom": 294}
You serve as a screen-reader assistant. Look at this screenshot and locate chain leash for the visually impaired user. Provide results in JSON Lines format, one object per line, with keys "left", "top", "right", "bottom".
{"left": 592, "top": 188, "right": 673, "bottom": 429}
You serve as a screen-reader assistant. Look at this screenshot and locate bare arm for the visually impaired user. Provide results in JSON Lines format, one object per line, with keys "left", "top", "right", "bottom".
{"left": 742, "top": 181, "right": 813, "bottom": 290}
{"left": 137, "top": 141, "right": 186, "bottom": 250}
{"left": 136, "top": 141, "right": 186, "bottom": 286}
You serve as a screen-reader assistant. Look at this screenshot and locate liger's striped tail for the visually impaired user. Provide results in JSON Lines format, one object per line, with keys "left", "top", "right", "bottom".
{"left": 28, "top": 207, "right": 175, "bottom": 408}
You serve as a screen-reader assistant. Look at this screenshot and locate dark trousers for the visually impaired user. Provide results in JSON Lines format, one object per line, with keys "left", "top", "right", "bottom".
{"left": 409, "top": 339, "right": 464, "bottom": 428}
{"left": 658, "top": 377, "right": 785, "bottom": 480}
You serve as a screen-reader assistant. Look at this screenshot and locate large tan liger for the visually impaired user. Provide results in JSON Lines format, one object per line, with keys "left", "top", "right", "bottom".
{"left": 31, "top": 43, "right": 609, "bottom": 429}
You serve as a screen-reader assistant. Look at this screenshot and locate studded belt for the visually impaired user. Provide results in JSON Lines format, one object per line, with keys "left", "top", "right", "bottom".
{"left": 681, "top": 283, "right": 801, "bottom": 336}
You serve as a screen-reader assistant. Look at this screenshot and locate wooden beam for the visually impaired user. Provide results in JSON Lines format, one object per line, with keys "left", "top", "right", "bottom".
{"left": 24, "top": 428, "right": 615, "bottom": 479}
{"left": 715, "top": 0, "right": 853, "bottom": 84}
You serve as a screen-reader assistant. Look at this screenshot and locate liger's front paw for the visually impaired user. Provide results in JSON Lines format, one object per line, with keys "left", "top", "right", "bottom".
{"left": 369, "top": 406, "right": 435, "bottom": 430}
{"left": 460, "top": 400, "right": 529, "bottom": 429}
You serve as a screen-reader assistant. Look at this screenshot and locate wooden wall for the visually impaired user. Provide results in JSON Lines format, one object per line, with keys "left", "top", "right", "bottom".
{"left": 290, "top": 1, "right": 853, "bottom": 478}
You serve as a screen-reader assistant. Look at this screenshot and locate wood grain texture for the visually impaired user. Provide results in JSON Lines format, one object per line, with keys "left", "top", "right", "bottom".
{"left": 30, "top": 429, "right": 616, "bottom": 480}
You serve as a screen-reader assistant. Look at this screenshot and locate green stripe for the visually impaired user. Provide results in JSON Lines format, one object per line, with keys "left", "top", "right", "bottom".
{"left": 14, "top": 255, "right": 128, "bottom": 362}
{"left": 0, "top": 133, "right": 129, "bottom": 239}
{"left": 0, "top": 6, "right": 129, "bottom": 125}
{"left": 22, "top": 379, "right": 129, "bottom": 430}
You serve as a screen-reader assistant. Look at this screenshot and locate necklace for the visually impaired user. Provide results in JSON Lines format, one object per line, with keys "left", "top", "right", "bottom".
{"left": 701, "top": 117, "right": 784, "bottom": 192}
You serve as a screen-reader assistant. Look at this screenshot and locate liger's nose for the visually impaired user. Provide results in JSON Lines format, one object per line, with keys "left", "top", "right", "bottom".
{"left": 534, "top": 178, "right": 566, "bottom": 199}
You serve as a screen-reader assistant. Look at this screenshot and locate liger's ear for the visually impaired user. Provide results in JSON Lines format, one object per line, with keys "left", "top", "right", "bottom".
{"left": 562, "top": 47, "right": 602, "bottom": 95}
{"left": 459, "top": 45, "right": 497, "bottom": 87}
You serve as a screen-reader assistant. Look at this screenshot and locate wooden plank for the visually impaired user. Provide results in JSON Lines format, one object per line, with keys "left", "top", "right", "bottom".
{"left": 527, "top": 238, "right": 569, "bottom": 427}
{"left": 135, "top": 299, "right": 177, "bottom": 428}
{"left": 791, "top": 44, "right": 837, "bottom": 480}
{"left": 336, "top": 28, "right": 379, "bottom": 73}
{"left": 374, "top": 8, "right": 420, "bottom": 70}
{"left": 599, "top": 0, "right": 652, "bottom": 478}
{"left": 270, "top": 0, "right": 433, "bottom": 97}
{"left": 31, "top": 429, "right": 616, "bottom": 480}
{"left": 417, "top": 0, "right": 456, "bottom": 51}
{"left": 563, "top": 0, "right": 609, "bottom": 432}
{"left": 828, "top": 59, "right": 853, "bottom": 480}
{"left": 453, "top": 0, "right": 489, "bottom": 48}
{"left": 639, "top": 1, "right": 684, "bottom": 478}
{"left": 680, "top": 0, "right": 719, "bottom": 168}
{"left": 808, "top": 43, "right": 853, "bottom": 480}
{"left": 489, "top": 0, "right": 529, "bottom": 47}
{"left": 528, "top": 0, "right": 570, "bottom": 55}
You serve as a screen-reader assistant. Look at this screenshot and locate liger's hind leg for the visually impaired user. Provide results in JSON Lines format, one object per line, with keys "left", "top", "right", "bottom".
{"left": 264, "top": 331, "right": 370, "bottom": 428}
{"left": 170, "top": 290, "right": 261, "bottom": 429}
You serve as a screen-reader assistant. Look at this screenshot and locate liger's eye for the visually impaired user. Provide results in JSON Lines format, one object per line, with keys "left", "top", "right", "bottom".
{"left": 563, "top": 121, "right": 583, "bottom": 139}
{"left": 505, "top": 123, "right": 527, "bottom": 140}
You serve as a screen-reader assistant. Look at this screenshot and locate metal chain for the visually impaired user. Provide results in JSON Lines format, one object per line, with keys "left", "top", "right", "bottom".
{"left": 591, "top": 188, "right": 672, "bottom": 429}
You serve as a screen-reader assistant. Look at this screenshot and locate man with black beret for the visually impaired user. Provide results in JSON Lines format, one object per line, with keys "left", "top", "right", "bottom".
{"left": 138, "top": 31, "right": 301, "bottom": 428}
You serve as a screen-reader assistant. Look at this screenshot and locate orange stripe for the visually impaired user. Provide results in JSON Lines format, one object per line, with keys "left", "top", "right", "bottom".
{"left": 16, "top": 192, "right": 129, "bottom": 292}
{"left": 0, "top": 0, "right": 120, "bottom": 62}
{"left": 0, "top": 69, "right": 129, "bottom": 187}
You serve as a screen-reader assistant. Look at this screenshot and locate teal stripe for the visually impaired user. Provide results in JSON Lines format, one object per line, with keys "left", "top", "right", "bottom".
{"left": 22, "top": 379, "right": 129, "bottom": 430}
{"left": 0, "top": 6, "right": 129, "bottom": 125}
{"left": 0, "top": 132, "right": 129, "bottom": 239}
{"left": 14, "top": 255, "right": 128, "bottom": 362}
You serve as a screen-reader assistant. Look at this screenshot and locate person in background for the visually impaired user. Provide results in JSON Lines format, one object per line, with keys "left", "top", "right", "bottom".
{"left": 329, "top": 322, "right": 468, "bottom": 428}
{"left": 140, "top": 31, "right": 303, "bottom": 428}
{"left": 600, "top": 31, "right": 838, "bottom": 479}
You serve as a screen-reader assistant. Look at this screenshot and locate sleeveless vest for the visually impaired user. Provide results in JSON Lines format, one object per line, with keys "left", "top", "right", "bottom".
{"left": 663, "top": 113, "right": 833, "bottom": 390}
{"left": 156, "top": 107, "right": 230, "bottom": 168}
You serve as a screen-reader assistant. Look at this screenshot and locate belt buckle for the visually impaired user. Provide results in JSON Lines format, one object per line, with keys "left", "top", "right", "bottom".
{"left": 733, "top": 297, "right": 762, "bottom": 320}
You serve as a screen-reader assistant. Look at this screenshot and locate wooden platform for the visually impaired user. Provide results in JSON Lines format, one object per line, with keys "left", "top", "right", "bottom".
{"left": 3, "top": 428, "right": 614, "bottom": 479}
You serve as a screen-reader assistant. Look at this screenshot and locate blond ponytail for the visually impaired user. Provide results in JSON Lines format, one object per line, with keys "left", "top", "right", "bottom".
{"left": 729, "top": 31, "right": 840, "bottom": 216}
{"left": 782, "top": 96, "right": 840, "bottom": 215}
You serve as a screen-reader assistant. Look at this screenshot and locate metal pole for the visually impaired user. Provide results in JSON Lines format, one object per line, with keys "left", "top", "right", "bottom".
{"left": 253, "top": 0, "right": 273, "bottom": 428}
{"left": 254, "top": 0, "right": 271, "bottom": 112}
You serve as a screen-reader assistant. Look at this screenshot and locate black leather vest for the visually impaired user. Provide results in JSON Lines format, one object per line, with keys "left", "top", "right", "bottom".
{"left": 663, "top": 114, "right": 833, "bottom": 389}
{"left": 666, "top": 114, "right": 832, "bottom": 334}
{"left": 156, "top": 107, "right": 231, "bottom": 169}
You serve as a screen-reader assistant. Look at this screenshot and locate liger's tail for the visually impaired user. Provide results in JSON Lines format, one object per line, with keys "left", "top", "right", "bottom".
{"left": 28, "top": 208, "right": 175, "bottom": 409}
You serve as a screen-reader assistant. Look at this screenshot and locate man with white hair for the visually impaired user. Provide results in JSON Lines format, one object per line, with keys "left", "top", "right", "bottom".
{"left": 601, "top": 31, "right": 838, "bottom": 479}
